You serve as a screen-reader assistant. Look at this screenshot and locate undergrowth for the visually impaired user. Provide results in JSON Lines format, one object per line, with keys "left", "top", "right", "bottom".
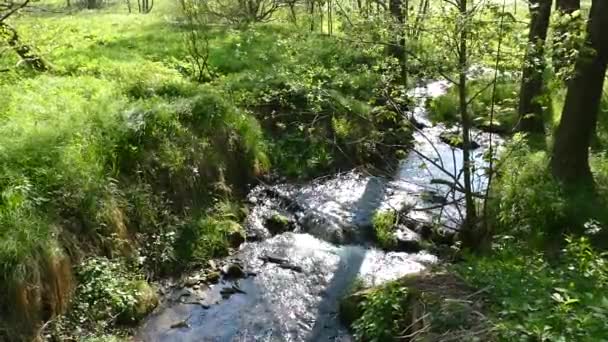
{"left": 458, "top": 236, "right": 608, "bottom": 341}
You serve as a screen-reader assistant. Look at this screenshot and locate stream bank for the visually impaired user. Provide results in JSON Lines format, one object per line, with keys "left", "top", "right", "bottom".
{"left": 137, "top": 80, "right": 503, "bottom": 341}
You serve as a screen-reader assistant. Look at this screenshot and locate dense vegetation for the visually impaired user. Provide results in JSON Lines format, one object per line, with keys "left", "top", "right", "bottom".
{"left": 1, "top": 0, "right": 608, "bottom": 340}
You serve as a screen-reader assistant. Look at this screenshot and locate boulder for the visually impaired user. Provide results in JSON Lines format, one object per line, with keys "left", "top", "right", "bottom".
{"left": 183, "top": 276, "right": 201, "bottom": 287}
{"left": 420, "top": 190, "right": 447, "bottom": 205}
{"left": 222, "top": 263, "right": 245, "bottom": 279}
{"left": 265, "top": 212, "right": 294, "bottom": 235}
{"left": 394, "top": 225, "right": 423, "bottom": 253}
{"left": 476, "top": 121, "right": 509, "bottom": 134}
{"left": 226, "top": 222, "right": 246, "bottom": 247}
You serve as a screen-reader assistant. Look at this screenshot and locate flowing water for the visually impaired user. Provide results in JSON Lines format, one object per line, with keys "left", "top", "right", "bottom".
{"left": 137, "top": 81, "right": 502, "bottom": 342}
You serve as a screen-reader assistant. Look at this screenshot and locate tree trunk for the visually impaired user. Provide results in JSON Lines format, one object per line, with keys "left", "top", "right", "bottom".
{"left": 289, "top": 3, "right": 297, "bottom": 25}
{"left": 0, "top": 22, "right": 48, "bottom": 72}
{"left": 138, "top": 0, "right": 153, "bottom": 13}
{"left": 551, "top": 0, "right": 608, "bottom": 187}
{"left": 515, "top": 0, "right": 552, "bottom": 133}
{"left": 413, "top": 0, "right": 429, "bottom": 40}
{"left": 310, "top": 1, "right": 315, "bottom": 32}
{"left": 456, "top": 0, "right": 479, "bottom": 250}
{"left": 328, "top": 0, "right": 332, "bottom": 36}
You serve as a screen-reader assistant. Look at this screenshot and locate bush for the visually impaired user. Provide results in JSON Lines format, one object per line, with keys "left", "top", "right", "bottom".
{"left": 216, "top": 29, "right": 411, "bottom": 178}
{"left": 74, "top": 258, "right": 156, "bottom": 324}
{"left": 352, "top": 282, "right": 411, "bottom": 342}
{"left": 492, "top": 135, "right": 608, "bottom": 242}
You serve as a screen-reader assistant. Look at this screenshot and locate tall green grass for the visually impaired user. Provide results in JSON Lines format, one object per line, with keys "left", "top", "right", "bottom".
{"left": 0, "top": 66, "right": 269, "bottom": 340}
{"left": 0, "top": 2, "right": 419, "bottom": 339}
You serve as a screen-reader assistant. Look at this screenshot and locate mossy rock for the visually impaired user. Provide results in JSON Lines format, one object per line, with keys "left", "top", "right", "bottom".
{"left": 118, "top": 281, "right": 159, "bottom": 325}
{"left": 205, "top": 271, "right": 221, "bottom": 284}
{"left": 265, "top": 213, "right": 293, "bottom": 235}
{"left": 226, "top": 221, "right": 246, "bottom": 247}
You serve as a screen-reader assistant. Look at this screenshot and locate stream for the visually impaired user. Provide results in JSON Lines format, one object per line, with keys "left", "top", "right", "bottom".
{"left": 136, "top": 80, "right": 502, "bottom": 342}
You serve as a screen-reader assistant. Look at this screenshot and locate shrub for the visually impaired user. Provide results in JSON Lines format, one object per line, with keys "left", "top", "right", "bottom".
{"left": 352, "top": 282, "right": 411, "bottom": 342}
{"left": 45, "top": 257, "right": 157, "bottom": 340}
{"left": 52, "top": 257, "right": 158, "bottom": 338}
{"left": 75, "top": 258, "right": 150, "bottom": 323}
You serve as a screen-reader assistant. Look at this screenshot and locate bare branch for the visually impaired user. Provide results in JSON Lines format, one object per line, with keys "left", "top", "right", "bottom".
{"left": 0, "top": 0, "right": 31, "bottom": 22}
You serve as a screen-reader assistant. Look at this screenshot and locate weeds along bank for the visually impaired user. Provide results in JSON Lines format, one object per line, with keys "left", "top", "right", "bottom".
{"left": 0, "top": 73, "right": 267, "bottom": 339}
{"left": 0, "top": 5, "right": 414, "bottom": 341}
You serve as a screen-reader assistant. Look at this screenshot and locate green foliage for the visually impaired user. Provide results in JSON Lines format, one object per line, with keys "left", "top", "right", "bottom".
{"left": 352, "top": 282, "right": 411, "bottom": 342}
{"left": 0, "top": 75, "right": 128, "bottom": 278}
{"left": 550, "top": 10, "right": 587, "bottom": 80}
{"left": 47, "top": 257, "right": 157, "bottom": 340}
{"left": 492, "top": 135, "right": 608, "bottom": 241}
{"left": 215, "top": 29, "right": 412, "bottom": 178}
{"left": 429, "top": 76, "right": 519, "bottom": 131}
{"left": 490, "top": 136, "right": 565, "bottom": 240}
{"left": 175, "top": 200, "right": 245, "bottom": 268}
{"left": 458, "top": 236, "right": 608, "bottom": 341}
{"left": 75, "top": 257, "right": 144, "bottom": 322}
{"left": 592, "top": 87, "right": 608, "bottom": 150}
{"left": 372, "top": 210, "right": 398, "bottom": 250}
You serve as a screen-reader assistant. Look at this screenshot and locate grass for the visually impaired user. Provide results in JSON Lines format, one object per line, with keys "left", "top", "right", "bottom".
{"left": 457, "top": 236, "right": 608, "bottom": 341}
{"left": 5, "top": 1, "right": 603, "bottom": 341}
{"left": 0, "top": 70, "right": 268, "bottom": 339}
{"left": 372, "top": 210, "right": 398, "bottom": 250}
{"left": 428, "top": 75, "right": 520, "bottom": 132}
{"left": 341, "top": 272, "right": 493, "bottom": 341}
{"left": 0, "top": 2, "right": 416, "bottom": 340}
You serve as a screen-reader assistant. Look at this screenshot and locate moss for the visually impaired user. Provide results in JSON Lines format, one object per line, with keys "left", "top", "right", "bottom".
{"left": 266, "top": 213, "right": 292, "bottom": 235}
{"left": 118, "top": 280, "right": 159, "bottom": 324}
